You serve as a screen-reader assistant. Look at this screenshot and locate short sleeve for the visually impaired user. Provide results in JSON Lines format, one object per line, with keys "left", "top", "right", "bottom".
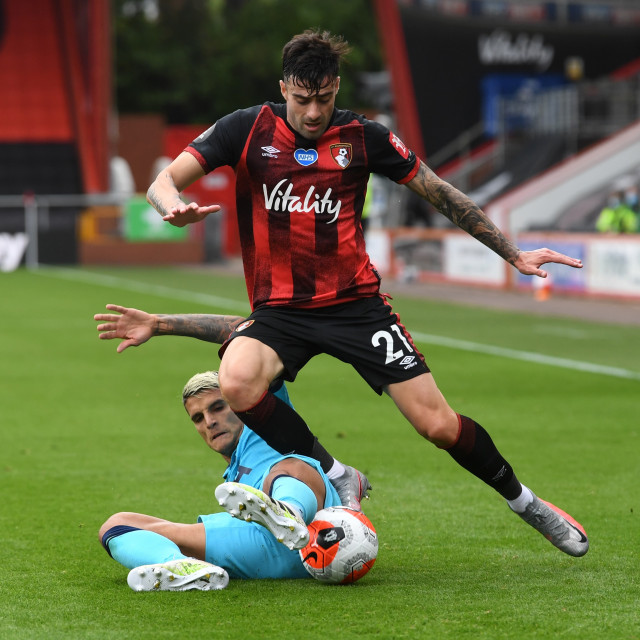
{"left": 186, "top": 105, "right": 262, "bottom": 173}
{"left": 363, "top": 119, "right": 419, "bottom": 184}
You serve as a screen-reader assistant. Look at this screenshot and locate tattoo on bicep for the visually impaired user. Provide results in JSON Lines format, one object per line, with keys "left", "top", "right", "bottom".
{"left": 157, "top": 315, "right": 246, "bottom": 343}
{"left": 413, "top": 164, "right": 520, "bottom": 264}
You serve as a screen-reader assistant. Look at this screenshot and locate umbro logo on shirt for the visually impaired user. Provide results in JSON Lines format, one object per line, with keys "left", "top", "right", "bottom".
{"left": 261, "top": 146, "right": 281, "bottom": 158}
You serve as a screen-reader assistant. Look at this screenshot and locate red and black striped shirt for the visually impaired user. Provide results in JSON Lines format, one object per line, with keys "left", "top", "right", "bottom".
{"left": 187, "top": 102, "right": 418, "bottom": 310}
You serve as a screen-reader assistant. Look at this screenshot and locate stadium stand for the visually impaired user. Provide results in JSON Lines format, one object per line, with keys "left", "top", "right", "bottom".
{"left": 0, "top": 0, "right": 110, "bottom": 263}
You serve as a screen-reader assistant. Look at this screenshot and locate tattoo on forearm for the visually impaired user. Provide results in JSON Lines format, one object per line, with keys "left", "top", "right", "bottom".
{"left": 156, "top": 314, "right": 246, "bottom": 344}
{"left": 147, "top": 172, "right": 182, "bottom": 217}
{"left": 412, "top": 163, "right": 520, "bottom": 264}
{"left": 147, "top": 184, "right": 165, "bottom": 216}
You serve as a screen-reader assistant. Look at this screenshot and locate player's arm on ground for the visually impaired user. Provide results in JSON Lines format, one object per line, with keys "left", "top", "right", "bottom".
{"left": 94, "top": 304, "right": 245, "bottom": 353}
{"left": 405, "top": 160, "right": 582, "bottom": 277}
{"left": 147, "top": 152, "right": 220, "bottom": 227}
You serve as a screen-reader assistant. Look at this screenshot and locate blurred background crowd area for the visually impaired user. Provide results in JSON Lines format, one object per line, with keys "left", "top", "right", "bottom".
{"left": 1, "top": 0, "right": 640, "bottom": 298}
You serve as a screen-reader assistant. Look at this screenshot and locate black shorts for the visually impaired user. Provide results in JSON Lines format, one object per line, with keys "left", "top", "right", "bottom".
{"left": 219, "top": 296, "right": 430, "bottom": 395}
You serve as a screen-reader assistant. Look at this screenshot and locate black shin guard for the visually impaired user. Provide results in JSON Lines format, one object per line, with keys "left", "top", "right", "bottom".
{"left": 235, "top": 391, "right": 334, "bottom": 473}
{"left": 444, "top": 414, "right": 522, "bottom": 500}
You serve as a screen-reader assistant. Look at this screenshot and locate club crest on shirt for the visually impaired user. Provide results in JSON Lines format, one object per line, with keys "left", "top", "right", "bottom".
{"left": 330, "top": 143, "right": 352, "bottom": 169}
{"left": 235, "top": 320, "right": 255, "bottom": 332}
{"left": 294, "top": 149, "right": 318, "bottom": 166}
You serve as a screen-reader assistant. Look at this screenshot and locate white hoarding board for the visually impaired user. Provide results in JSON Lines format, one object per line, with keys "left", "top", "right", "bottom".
{"left": 444, "top": 234, "right": 506, "bottom": 285}
{"left": 588, "top": 240, "right": 640, "bottom": 295}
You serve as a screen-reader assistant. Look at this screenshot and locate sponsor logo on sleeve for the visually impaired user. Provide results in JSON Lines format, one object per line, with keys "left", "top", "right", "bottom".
{"left": 196, "top": 123, "right": 216, "bottom": 141}
{"left": 389, "top": 132, "right": 410, "bottom": 159}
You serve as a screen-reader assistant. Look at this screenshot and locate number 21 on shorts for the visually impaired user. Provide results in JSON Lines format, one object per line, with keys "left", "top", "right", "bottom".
{"left": 371, "top": 324, "right": 413, "bottom": 365}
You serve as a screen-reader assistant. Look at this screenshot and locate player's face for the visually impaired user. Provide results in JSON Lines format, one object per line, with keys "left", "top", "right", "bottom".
{"left": 185, "top": 388, "right": 244, "bottom": 460}
{"left": 280, "top": 76, "right": 340, "bottom": 140}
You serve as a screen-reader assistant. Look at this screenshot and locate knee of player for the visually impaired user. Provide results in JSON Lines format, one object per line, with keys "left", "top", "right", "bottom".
{"left": 413, "top": 412, "right": 458, "bottom": 447}
{"left": 268, "top": 458, "right": 322, "bottom": 488}
{"left": 218, "top": 370, "right": 266, "bottom": 411}
{"left": 98, "top": 512, "right": 133, "bottom": 540}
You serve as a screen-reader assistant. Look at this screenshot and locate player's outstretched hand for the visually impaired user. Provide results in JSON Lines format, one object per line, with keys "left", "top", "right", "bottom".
{"left": 94, "top": 304, "right": 156, "bottom": 353}
{"left": 161, "top": 201, "right": 221, "bottom": 227}
{"left": 514, "top": 248, "right": 583, "bottom": 278}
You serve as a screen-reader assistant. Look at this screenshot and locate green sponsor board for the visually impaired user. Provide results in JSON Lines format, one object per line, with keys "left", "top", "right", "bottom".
{"left": 123, "top": 196, "right": 189, "bottom": 241}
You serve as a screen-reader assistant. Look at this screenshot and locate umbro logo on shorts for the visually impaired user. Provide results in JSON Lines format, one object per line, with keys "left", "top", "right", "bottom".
{"left": 400, "top": 355, "right": 417, "bottom": 369}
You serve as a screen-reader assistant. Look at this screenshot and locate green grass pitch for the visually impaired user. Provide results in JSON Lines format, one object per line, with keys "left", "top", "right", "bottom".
{"left": 1, "top": 265, "right": 638, "bottom": 639}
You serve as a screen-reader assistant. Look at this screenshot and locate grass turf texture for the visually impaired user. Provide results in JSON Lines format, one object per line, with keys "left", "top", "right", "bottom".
{"left": 1, "top": 265, "right": 638, "bottom": 640}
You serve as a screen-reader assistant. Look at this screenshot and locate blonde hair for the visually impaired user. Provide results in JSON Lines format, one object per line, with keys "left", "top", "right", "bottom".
{"left": 182, "top": 371, "right": 220, "bottom": 404}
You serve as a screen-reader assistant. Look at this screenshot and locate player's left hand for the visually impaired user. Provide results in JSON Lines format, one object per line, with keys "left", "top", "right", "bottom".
{"left": 94, "top": 304, "right": 155, "bottom": 352}
{"left": 162, "top": 201, "right": 220, "bottom": 227}
{"left": 514, "top": 248, "right": 583, "bottom": 278}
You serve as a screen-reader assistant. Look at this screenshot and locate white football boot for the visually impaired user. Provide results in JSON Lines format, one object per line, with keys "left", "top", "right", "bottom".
{"left": 127, "top": 558, "right": 229, "bottom": 591}
{"left": 215, "top": 481, "right": 309, "bottom": 551}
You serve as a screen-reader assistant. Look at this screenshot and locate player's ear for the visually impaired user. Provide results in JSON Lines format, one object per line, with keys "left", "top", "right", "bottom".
{"left": 335, "top": 76, "right": 340, "bottom": 94}
{"left": 279, "top": 80, "right": 287, "bottom": 100}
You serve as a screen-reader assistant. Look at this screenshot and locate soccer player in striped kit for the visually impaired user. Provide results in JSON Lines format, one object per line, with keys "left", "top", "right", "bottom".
{"left": 145, "top": 29, "right": 588, "bottom": 557}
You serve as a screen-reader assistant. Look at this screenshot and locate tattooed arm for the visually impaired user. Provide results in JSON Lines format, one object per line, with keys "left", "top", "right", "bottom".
{"left": 156, "top": 313, "right": 244, "bottom": 342}
{"left": 94, "top": 304, "right": 245, "bottom": 353}
{"left": 147, "top": 151, "right": 220, "bottom": 227}
{"left": 405, "top": 160, "right": 583, "bottom": 277}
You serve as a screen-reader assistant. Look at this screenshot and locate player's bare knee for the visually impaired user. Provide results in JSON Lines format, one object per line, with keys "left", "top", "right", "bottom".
{"left": 413, "top": 413, "right": 458, "bottom": 447}
{"left": 266, "top": 458, "right": 309, "bottom": 485}
{"left": 218, "top": 369, "right": 263, "bottom": 410}
{"left": 98, "top": 512, "right": 131, "bottom": 539}
{"left": 264, "top": 458, "right": 326, "bottom": 510}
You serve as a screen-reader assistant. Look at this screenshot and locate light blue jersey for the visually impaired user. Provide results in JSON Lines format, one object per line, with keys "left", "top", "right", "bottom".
{"left": 198, "top": 382, "right": 341, "bottom": 579}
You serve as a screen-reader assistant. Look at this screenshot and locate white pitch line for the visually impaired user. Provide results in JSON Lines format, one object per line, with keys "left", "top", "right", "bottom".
{"left": 36, "top": 266, "right": 250, "bottom": 313}
{"left": 411, "top": 332, "right": 640, "bottom": 381}
{"left": 36, "top": 267, "right": 640, "bottom": 382}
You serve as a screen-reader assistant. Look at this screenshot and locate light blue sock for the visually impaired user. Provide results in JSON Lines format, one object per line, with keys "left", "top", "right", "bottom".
{"left": 271, "top": 476, "right": 319, "bottom": 524}
{"left": 104, "top": 528, "right": 188, "bottom": 570}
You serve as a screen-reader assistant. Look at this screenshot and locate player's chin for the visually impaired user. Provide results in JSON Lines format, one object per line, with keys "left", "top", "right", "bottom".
{"left": 304, "top": 125, "right": 323, "bottom": 138}
{"left": 210, "top": 433, "right": 232, "bottom": 454}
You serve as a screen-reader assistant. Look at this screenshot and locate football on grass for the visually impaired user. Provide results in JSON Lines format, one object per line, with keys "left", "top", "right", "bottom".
{"left": 299, "top": 506, "right": 378, "bottom": 584}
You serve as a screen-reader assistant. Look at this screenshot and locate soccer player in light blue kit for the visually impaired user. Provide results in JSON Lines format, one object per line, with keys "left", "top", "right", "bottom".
{"left": 99, "top": 371, "right": 341, "bottom": 591}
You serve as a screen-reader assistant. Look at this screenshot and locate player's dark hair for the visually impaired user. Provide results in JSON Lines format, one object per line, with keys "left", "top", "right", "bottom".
{"left": 282, "top": 29, "right": 350, "bottom": 93}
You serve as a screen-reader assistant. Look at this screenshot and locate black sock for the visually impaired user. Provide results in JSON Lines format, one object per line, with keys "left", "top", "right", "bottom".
{"left": 443, "top": 414, "right": 522, "bottom": 500}
{"left": 310, "top": 438, "right": 336, "bottom": 474}
{"left": 235, "top": 391, "right": 335, "bottom": 473}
